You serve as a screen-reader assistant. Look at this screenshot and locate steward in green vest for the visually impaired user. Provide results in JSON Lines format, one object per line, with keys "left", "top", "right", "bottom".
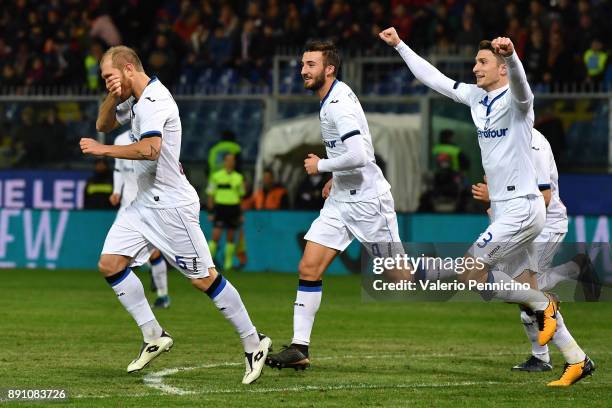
{"left": 206, "top": 153, "right": 245, "bottom": 271}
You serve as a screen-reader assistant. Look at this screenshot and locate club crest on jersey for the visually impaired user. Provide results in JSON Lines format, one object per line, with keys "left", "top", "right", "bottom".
{"left": 484, "top": 118, "right": 490, "bottom": 130}
{"left": 324, "top": 139, "right": 337, "bottom": 148}
{"left": 129, "top": 132, "right": 138, "bottom": 143}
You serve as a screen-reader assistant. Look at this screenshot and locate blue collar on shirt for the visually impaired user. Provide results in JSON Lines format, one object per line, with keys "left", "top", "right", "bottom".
{"left": 479, "top": 85, "right": 509, "bottom": 117}
{"left": 320, "top": 79, "right": 339, "bottom": 109}
{"left": 148, "top": 76, "right": 158, "bottom": 85}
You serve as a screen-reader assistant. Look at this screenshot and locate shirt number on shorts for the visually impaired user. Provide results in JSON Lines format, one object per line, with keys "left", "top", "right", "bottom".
{"left": 477, "top": 232, "right": 493, "bottom": 248}
{"left": 175, "top": 256, "right": 198, "bottom": 272}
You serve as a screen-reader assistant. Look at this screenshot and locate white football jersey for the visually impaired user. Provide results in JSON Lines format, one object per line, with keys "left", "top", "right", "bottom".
{"left": 531, "top": 129, "right": 568, "bottom": 233}
{"left": 113, "top": 131, "right": 138, "bottom": 208}
{"left": 448, "top": 83, "right": 541, "bottom": 201}
{"left": 319, "top": 80, "right": 390, "bottom": 202}
{"left": 115, "top": 77, "right": 199, "bottom": 208}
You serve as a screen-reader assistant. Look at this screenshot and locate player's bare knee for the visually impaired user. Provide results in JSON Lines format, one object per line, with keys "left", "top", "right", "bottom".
{"left": 298, "top": 260, "right": 322, "bottom": 281}
{"left": 190, "top": 268, "right": 218, "bottom": 291}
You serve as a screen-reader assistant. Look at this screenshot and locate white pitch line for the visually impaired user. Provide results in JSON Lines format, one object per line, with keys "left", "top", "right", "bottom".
{"left": 140, "top": 351, "right": 528, "bottom": 396}
{"left": 73, "top": 350, "right": 580, "bottom": 399}
{"left": 75, "top": 380, "right": 506, "bottom": 400}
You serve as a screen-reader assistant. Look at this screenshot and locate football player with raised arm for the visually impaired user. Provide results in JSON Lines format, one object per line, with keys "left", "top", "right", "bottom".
{"left": 379, "top": 28, "right": 568, "bottom": 379}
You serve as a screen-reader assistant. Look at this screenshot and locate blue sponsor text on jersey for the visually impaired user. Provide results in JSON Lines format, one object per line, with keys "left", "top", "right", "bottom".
{"left": 324, "top": 139, "right": 338, "bottom": 148}
{"left": 477, "top": 127, "right": 509, "bottom": 138}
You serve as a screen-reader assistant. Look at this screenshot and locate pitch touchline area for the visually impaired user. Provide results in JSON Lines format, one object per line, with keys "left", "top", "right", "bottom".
{"left": 71, "top": 351, "right": 533, "bottom": 399}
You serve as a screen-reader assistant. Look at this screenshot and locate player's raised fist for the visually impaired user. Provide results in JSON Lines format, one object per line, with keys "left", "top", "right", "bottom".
{"left": 80, "top": 137, "right": 106, "bottom": 156}
{"left": 491, "top": 37, "right": 514, "bottom": 57}
{"left": 379, "top": 27, "right": 401, "bottom": 47}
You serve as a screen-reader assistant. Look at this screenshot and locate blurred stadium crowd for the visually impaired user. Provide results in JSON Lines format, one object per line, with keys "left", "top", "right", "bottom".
{"left": 1, "top": 0, "right": 611, "bottom": 91}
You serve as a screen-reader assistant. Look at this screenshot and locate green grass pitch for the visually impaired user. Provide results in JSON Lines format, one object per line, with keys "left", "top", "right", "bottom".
{"left": 0, "top": 269, "right": 610, "bottom": 407}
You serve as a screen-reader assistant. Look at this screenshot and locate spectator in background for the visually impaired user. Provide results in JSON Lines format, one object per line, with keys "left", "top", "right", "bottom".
{"left": 83, "top": 158, "right": 114, "bottom": 209}
{"left": 284, "top": 3, "right": 304, "bottom": 47}
{"left": 524, "top": 27, "right": 547, "bottom": 84}
{"left": 391, "top": 4, "right": 412, "bottom": 45}
{"left": 243, "top": 168, "right": 289, "bottom": 210}
{"left": 583, "top": 38, "right": 608, "bottom": 85}
{"left": 294, "top": 174, "right": 327, "bottom": 210}
{"left": 84, "top": 41, "right": 105, "bottom": 91}
{"left": 89, "top": 8, "right": 122, "bottom": 47}
{"left": 505, "top": 17, "right": 527, "bottom": 58}
{"left": 14, "top": 107, "right": 45, "bottom": 167}
{"left": 147, "top": 33, "right": 177, "bottom": 83}
{"left": 456, "top": 14, "right": 483, "bottom": 54}
{"left": 543, "top": 30, "right": 574, "bottom": 88}
{"left": 535, "top": 107, "right": 566, "bottom": 169}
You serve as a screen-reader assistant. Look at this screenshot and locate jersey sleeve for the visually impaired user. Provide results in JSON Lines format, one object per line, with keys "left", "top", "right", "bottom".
{"left": 504, "top": 52, "right": 534, "bottom": 111}
{"left": 394, "top": 41, "right": 479, "bottom": 106}
{"left": 115, "top": 99, "right": 133, "bottom": 126}
{"left": 136, "top": 97, "right": 171, "bottom": 138}
{"left": 327, "top": 94, "right": 362, "bottom": 140}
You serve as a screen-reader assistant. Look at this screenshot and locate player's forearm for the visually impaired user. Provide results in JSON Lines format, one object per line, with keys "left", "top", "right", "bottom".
{"left": 100, "top": 138, "right": 161, "bottom": 160}
{"left": 394, "top": 41, "right": 456, "bottom": 98}
{"left": 318, "top": 137, "right": 367, "bottom": 172}
{"left": 96, "top": 94, "right": 120, "bottom": 132}
{"left": 504, "top": 52, "right": 533, "bottom": 108}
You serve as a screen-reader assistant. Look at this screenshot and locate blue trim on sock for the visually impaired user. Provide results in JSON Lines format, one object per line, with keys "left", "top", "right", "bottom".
{"left": 487, "top": 270, "right": 495, "bottom": 284}
{"left": 106, "top": 267, "right": 132, "bottom": 287}
{"left": 210, "top": 276, "right": 227, "bottom": 299}
{"left": 298, "top": 285, "right": 323, "bottom": 292}
{"left": 150, "top": 256, "right": 163, "bottom": 266}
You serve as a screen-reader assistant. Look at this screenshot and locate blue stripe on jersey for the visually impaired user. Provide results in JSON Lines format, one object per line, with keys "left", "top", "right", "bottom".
{"left": 298, "top": 285, "right": 323, "bottom": 292}
{"left": 453, "top": 81, "right": 460, "bottom": 89}
{"left": 486, "top": 89, "right": 508, "bottom": 116}
{"left": 340, "top": 130, "right": 360, "bottom": 141}
{"left": 538, "top": 184, "right": 551, "bottom": 191}
{"left": 320, "top": 79, "right": 339, "bottom": 109}
{"left": 140, "top": 130, "right": 162, "bottom": 138}
{"left": 148, "top": 76, "right": 158, "bottom": 85}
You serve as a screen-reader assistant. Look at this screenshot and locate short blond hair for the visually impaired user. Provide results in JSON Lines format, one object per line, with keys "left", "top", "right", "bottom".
{"left": 101, "top": 45, "right": 144, "bottom": 71}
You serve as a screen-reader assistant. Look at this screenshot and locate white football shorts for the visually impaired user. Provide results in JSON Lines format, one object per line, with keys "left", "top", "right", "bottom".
{"left": 102, "top": 201, "right": 214, "bottom": 278}
{"left": 469, "top": 195, "right": 546, "bottom": 273}
{"left": 304, "top": 190, "right": 403, "bottom": 257}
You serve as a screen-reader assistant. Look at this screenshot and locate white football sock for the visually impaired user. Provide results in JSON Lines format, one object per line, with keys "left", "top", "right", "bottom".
{"left": 520, "top": 310, "right": 550, "bottom": 362}
{"left": 552, "top": 311, "right": 586, "bottom": 364}
{"left": 106, "top": 268, "right": 162, "bottom": 342}
{"left": 206, "top": 274, "right": 259, "bottom": 353}
{"left": 415, "top": 257, "right": 457, "bottom": 281}
{"left": 151, "top": 256, "right": 168, "bottom": 297}
{"left": 487, "top": 270, "right": 549, "bottom": 308}
{"left": 292, "top": 280, "right": 322, "bottom": 346}
{"left": 537, "top": 261, "right": 580, "bottom": 291}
